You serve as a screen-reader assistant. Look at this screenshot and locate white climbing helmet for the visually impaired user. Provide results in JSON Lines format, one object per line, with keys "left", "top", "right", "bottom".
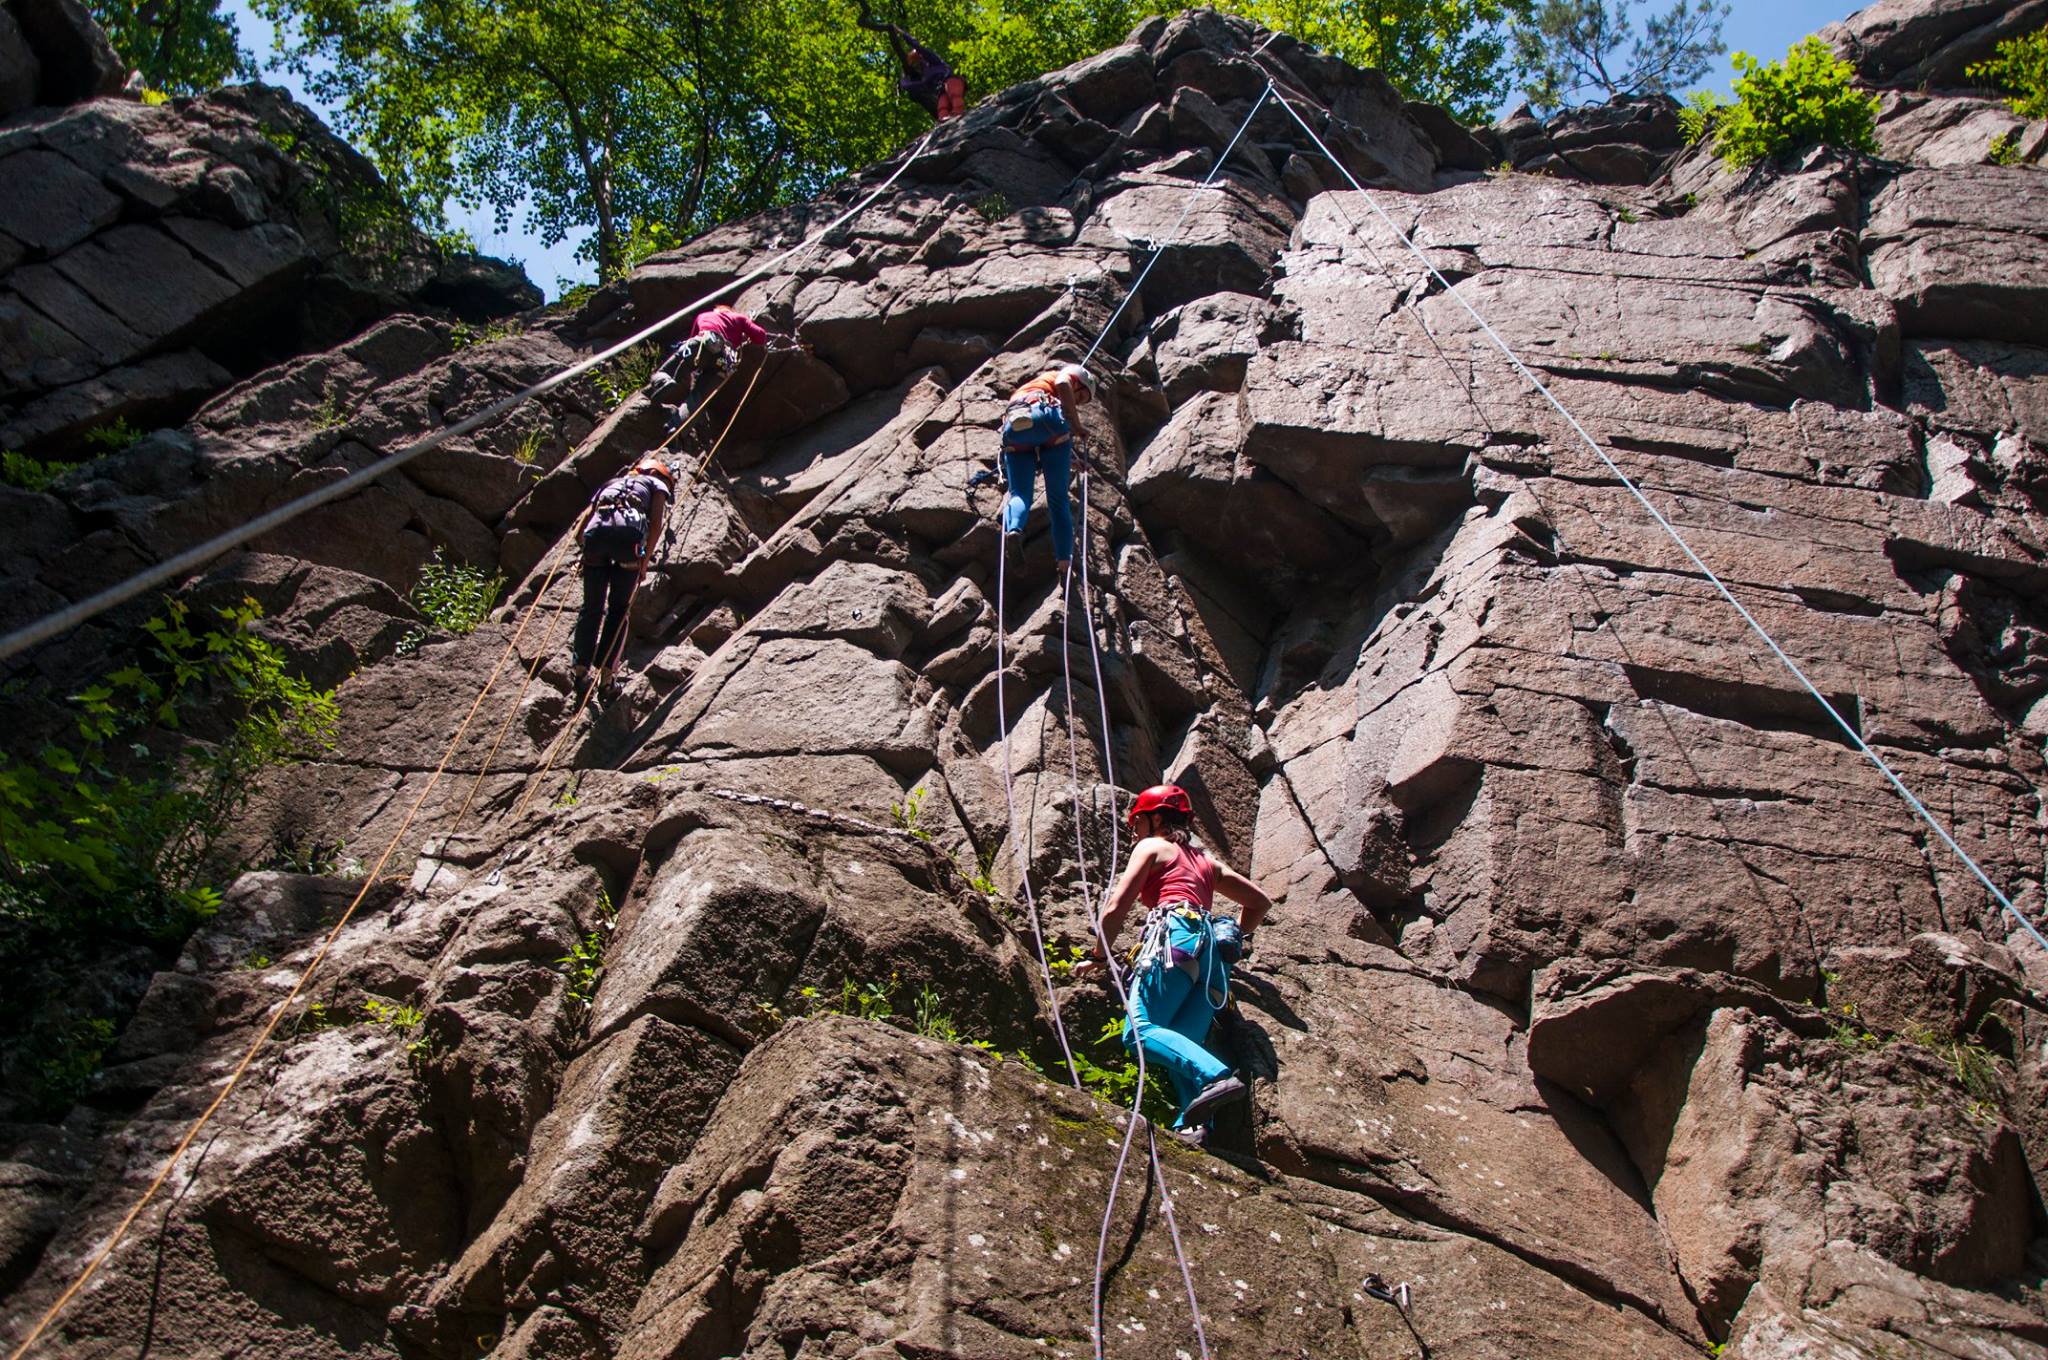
{"left": 1057, "top": 362, "right": 1096, "bottom": 399}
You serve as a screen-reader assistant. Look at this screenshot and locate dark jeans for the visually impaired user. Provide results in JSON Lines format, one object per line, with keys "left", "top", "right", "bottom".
{"left": 572, "top": 555, "right": 639, "bottom": 670}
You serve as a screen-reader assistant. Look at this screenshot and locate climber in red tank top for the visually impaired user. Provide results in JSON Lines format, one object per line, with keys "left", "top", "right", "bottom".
{"left": 1138, "top": 838, "right": 1217, "bottom": 912}
{"left": 1081, "top": 783, "right": 1275, "bottom": 1137}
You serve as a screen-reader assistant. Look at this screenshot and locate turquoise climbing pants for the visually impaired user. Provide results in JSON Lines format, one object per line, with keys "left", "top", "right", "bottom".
{"left": 1124, "top": 910, "right": 1232, "bottom": 1128}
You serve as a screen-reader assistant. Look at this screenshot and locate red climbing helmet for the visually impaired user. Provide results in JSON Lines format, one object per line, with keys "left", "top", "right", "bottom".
{"left": 1127, "top": 783, "right": 1193, "bottom": 826}
{"left": 631, "top": 458, "right": 677, "bottom": 489}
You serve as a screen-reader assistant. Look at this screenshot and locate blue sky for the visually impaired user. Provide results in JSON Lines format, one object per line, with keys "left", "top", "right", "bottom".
{"left": 222, "top": 0, "right": 1864, "bottom": 300}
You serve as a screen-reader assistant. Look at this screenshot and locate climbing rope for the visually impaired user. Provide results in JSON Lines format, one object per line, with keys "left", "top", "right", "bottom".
{"left": 513, "top": 362, "right": 769, "bottom": 823}
{"left": 1080, "top": 84, "right": 1273, "bottom": 370}
{"left": 2, "top": 523, "right": 578, "bottom": 1360}
{"left": 1238, "top": 57, "right": 2048, "bottom": 956}
{"left": 0, "top": 127, "right": 940, "bottom": 667}
{"left": 994, "top": 522, "right": 1085, "bottom": 1088}
{"left": 1004, "top": 80, "right": 1280, "bottom": 1360}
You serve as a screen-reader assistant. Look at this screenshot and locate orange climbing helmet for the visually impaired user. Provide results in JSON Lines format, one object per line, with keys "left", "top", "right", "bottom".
{"left": 1128, "top": 783, "right": 1193, "bottom": 826}
{"left": 631, "top": 458, "right": 677, "bottom": 489}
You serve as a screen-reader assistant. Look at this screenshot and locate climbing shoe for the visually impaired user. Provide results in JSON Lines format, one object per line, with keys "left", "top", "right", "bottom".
{"left": 1181, "top": 1074, "right": 1246, "bottom": 1125}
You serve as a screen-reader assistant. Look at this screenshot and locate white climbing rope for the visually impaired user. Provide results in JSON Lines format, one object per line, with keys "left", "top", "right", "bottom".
{"left": 1080, "top": 85, "right": 1273, "bottom": 371}
{"left": 995, "top": 523, "right": 1086, "bottom": 1089}
{"left": 0, "top": 128, "right": 941, "bottom": 666}
{"left": 986, "top": 75, "right": 1276, "bottom": 1354}
{"left": 1246, "top": 60, "right": 2048, "bottom": 957}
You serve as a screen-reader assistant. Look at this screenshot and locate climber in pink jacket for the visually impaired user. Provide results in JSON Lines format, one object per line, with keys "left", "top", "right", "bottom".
{"left": 646, "top": 306, "right": 773, "bottom": 439}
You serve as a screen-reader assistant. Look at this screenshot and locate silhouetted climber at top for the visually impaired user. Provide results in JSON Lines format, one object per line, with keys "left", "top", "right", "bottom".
{"left": 856, "top": 1, "right": 966, "bottom": 121}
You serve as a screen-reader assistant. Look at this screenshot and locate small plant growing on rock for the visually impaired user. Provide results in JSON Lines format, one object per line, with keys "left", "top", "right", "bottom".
{"left": 890, "top": 784, "right": 933, "bottom": 842}
{"left": 1824, "top": 999, "right": 1880, "bottom": 1051}
{"left": 449, "top": 318, "right": 524, "bottom": 350}
{"left": 81, "top": 419, "right": 143, "bottom": 454}
{"left": 511, "top": 426, "right": 547, "bottom": 466}
{"left": 362, "top": 996, "right": 433, "bottom": 1068}
{"left": 1967, "top": 26, "right": 2048, "bottom": 120}
{"left": 1070, "top": 1017, "right": 1176, "bottom": 1125}
{"left": 1677, "top": 89, "right": 1726, "bottom": 145}
{"left": 969, "top": 191, "right": 1011, "bottom": 223}
{"left": 591, "top": 342, "right": 658, "bottom": 409}
{"left": 913, "top": 984, "right": 962, "bottom": 1043}
{"left": 406, "top": 549, "right": 505, "bottom": 640}
{"left": 312, "top": 385, "right": 350, "bottom": 431}
{"left": 0, "top": 451, "right": 71, "bottom": 491}
{"left": 962, "top": 845, "right": 999, "bottom": 897}
{"left": 559, "top": 930, "right": 607, "bottom": 1014}
{"left": 1047, "top": 943, "right": 1089, "bottom": 978}
{"left": 1713, "top": 37, "right": 1879, "bottom": 168}
{"left": 295, "top": 1000, "right": 344, "bottom": 1035}
{"left": 1988, "top": 129, "right": 2025, "bottom": 166}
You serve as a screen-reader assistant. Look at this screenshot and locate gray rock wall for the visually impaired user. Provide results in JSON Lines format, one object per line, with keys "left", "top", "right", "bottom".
{"left": 4, "top": 5, "right": 2048, "bottom": 1360}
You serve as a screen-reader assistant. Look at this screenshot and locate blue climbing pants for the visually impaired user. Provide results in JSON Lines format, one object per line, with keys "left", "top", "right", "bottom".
{"left": 1124, "top": 912, "right": 1232, "bottom": 1129}
{"left": 1000, "top": 441, "right": 1074, "bottom": 563}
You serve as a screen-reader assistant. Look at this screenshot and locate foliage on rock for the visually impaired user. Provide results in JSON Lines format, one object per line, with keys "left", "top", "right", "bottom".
{"left": 1711, "top": 35, "right": 1879, "bottom": 168}
{"left": 0, "top": 599, "right": 336, "bottom": 1114}
{"left": 1967, "top": 26, "right": 2048, "bottom": 122}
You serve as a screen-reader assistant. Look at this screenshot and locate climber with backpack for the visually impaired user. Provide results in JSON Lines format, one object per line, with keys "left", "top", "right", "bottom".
{"left": 997, "top": 362, "right": 1094, "bottom": 579}
{"left": 646, "top": 305, "right": 772, "bottom": 439}
{"left": 855, "top": 0, "right": 967, "bottom": 121}
{"left": 1077, "top": 783, "right": 1274, "bottom": 1138}
{"left": 569, "top": 458, "right": 675, "bottom": 696}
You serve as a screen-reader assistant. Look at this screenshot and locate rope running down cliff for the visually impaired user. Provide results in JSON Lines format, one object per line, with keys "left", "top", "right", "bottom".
{"left": 1241, "top": 56, "right": 2048, "bottom": 957}
{"left": 0, "top": 127, "right": 940, "bottom": 666}
{"left": 4, "top": 137, "right": 934, "bottom": 1360}
{"left": 1008, "top": 83, "right": 1273, "bottom": 1360}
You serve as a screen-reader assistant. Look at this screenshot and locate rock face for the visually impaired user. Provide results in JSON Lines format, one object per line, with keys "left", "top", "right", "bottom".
{"left": 0, "top": 11, "right": 539, "bottom": 460}
{"left": 5, "top": 4, "right": 2048, "bottom": 1360}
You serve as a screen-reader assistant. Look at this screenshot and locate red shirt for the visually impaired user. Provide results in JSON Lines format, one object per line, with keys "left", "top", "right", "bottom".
{"left": 1138, "top": 842, "right": 1217, "bottom": 911}
{"left": 692, "top": 306, "right": 768, "bottom": 348}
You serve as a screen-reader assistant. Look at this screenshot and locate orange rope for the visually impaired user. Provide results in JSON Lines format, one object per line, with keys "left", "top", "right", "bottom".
{"left": 4, "top": 526, "right": 574, "bottom": 1360}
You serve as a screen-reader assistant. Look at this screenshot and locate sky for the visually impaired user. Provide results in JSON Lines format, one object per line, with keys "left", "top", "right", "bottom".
{"left": 221, "top": 0, "right": 1866, "bottom": 301}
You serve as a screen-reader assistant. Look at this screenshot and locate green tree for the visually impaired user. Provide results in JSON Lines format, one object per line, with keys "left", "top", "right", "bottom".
{"left": 88, "top": 0, "right": 252, "bottom": 93}
{"left": 1510, "top": 0, "right": 1726, "bottom": 110}
{"left": 258, "top": 0, "right": 933, "bottom": 280}
{"left": 1713, "top": 35, "right": 1877, "bottom": 169}
{"left": 1221, "top": 0, "right": 1533, "bottom": 122}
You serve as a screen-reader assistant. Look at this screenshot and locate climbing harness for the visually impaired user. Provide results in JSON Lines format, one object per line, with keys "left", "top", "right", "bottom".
{"left": 1236, "top": 47, "right": 2047, "bottom": 956}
